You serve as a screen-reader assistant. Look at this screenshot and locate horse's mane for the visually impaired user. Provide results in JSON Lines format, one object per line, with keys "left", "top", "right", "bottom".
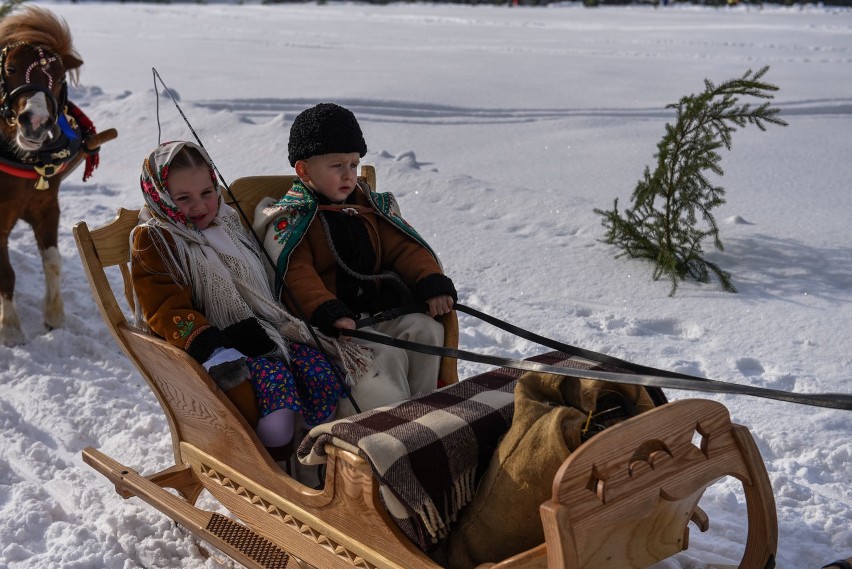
{"left": 0, "top": 6, "right": 82, "bottom": 83}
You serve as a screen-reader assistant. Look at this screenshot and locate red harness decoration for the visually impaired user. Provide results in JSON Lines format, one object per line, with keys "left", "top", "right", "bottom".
{"left": 0, "top": 159, "right": 68, "bottom": 180}
{"left": 66, "top": 101, "right": 100, "bottom": 181}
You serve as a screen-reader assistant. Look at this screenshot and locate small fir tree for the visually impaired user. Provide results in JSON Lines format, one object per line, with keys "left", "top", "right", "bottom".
{"left": 594, "top": 66, "right": 787, "bottom": 296}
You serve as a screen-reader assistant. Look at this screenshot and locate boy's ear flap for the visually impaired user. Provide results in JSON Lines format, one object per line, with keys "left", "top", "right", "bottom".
{"left": 294, "top": 160, "right": 309, "bottom": 180}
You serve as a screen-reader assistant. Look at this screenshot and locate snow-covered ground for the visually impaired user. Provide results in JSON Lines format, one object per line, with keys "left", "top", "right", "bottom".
{"left": 0, "top": 2, "right": 850, "bottom": 567}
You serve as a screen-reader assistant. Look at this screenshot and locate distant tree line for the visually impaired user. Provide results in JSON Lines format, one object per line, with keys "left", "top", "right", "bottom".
{"left": 294, "top": 0, "right": 852, "bottom": 5}
{"left": 3, "top": 0, "right": 849, "bottom": 14}
{"left": 289, "top": 0, "right": 852, "bottom": 6}
{"left": 269, "top": 0, "right": 852, "bottom": 7}
{"left": 574, "top": 0, "right": 852, "bottom": 6}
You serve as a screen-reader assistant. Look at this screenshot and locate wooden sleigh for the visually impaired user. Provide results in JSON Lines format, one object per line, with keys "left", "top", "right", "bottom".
{"left": 74, "top": 165, "right": 778, "bottom": 569}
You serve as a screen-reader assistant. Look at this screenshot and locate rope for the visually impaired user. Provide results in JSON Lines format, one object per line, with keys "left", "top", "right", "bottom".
{"left": 317, "top": 209, "right": 412, "bottom": 303}
{"left": 453, "top": 303, "right": 702, "bottom": 382}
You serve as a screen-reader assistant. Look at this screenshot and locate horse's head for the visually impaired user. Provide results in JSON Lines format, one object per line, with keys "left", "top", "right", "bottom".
{"left": 0, "top": 6, "right": 83, "bottom": 155}
{"left": 0, "top": 42, "right": 77, "bottom": 152}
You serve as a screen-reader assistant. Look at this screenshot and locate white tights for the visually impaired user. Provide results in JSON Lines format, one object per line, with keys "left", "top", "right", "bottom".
{"left": 256, "top": 408, "right": 296, "bottom": 447}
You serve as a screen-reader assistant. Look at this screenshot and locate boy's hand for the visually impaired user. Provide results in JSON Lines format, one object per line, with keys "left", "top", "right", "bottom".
{"left": 426, "top": 295, "right": 454, "bottom": 318}
{"left": 333, "top": 317, "right": 357, "bottom": 331}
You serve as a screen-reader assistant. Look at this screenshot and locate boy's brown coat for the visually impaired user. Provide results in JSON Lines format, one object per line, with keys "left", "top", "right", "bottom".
{"left": 282, "top": 187, "right": 459, "bottom": 384}
{"left": 283, "top": 188, "right": 442, "bottom": 320}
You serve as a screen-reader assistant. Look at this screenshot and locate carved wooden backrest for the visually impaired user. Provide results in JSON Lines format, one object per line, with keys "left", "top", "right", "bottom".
{"left": 539, "top": 398, "right": 777, "bottom": 569}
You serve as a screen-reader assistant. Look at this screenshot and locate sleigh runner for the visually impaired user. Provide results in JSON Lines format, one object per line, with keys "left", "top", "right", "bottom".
{"left": 75, "top": 165, "right": 778, "bottom": 569}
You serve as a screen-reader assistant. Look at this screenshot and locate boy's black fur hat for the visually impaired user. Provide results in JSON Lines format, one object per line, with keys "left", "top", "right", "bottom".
{"left": 288, "top": 103, "right": 367, "bottom": 166}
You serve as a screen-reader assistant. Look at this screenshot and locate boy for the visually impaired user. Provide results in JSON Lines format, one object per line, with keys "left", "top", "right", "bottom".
{"left": 255, "top": 103, "right": 458, "bottom": 414}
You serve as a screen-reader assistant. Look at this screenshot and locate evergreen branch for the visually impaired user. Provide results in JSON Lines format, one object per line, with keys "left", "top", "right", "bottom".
{"left": 595, "top": 67, "right": 786, "bottom": 296}
{"left": 0, "top": 0, "right": 27, "bottom": 20}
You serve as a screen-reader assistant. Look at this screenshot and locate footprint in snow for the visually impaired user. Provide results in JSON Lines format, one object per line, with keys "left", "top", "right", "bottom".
{"left": 735, "top": 357, "right": 765, "bottom": 377}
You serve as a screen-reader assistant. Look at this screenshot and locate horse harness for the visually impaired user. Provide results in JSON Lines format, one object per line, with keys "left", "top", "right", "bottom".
{"left": 0, "top": 41, "right": 86, "bottom": 190}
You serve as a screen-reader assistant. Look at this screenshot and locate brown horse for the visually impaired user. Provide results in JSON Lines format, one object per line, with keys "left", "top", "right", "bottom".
{"left": 0, "top": 7, "right": 115, "bottom": 345}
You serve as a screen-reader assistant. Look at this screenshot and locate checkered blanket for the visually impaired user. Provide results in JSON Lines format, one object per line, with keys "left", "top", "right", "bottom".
{"left": 297, "top": 352, "right": 579, "bottom": 551}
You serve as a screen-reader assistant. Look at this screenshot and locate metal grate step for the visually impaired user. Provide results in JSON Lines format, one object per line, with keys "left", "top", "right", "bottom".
{"left": 206, "top": 512, "right": 290, "bottom": 568}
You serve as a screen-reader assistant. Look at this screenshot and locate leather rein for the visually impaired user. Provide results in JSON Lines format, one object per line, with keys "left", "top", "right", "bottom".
{"left": 345, "top": 302, "right": 852, "bottom": 411}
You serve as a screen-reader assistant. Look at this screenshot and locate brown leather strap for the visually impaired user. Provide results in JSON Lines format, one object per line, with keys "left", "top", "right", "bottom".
{"left": 339, "top": 328, "right": 852, "bottom": 411}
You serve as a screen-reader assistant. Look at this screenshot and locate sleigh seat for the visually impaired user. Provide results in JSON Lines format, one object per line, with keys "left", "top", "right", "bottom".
{"left": 74, "top": 165, "right": 777, "bottom": 569}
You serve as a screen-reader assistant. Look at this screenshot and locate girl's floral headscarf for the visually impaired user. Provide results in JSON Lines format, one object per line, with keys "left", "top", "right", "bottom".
{"left": 140, "top": 140, "right": 220, "bottom": 231}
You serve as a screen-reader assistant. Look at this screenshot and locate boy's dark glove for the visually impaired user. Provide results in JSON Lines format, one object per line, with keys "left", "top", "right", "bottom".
{"left": 317, "top": 324, "right": 342, "bottom": 338}
{"left": 414, "top": 274, "right": 458, "bottom": 304}
{"left": 311, "top": 299, "right": 357, "bottom": 332}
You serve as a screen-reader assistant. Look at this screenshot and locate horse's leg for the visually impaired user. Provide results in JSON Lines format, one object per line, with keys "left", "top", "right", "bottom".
{"left": 0, "top": 220, "right": 26, "bottom": 346}
{"left": 41, "top": 244, "right": 64, "bottom": 331}
{"left": 25, "top": 188, "right": 64, "bottom": 331}
{"left": 28, "top": 193, "right": 65, "bottom": 330}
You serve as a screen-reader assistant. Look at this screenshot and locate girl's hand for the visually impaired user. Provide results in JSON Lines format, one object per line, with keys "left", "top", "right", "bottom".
{"left": 426, "top": 295, "right": 454, "bottom": 318}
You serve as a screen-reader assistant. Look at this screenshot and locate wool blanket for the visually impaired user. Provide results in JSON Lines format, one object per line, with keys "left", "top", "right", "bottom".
{"left": 297, "top": 351, "right": 590, "bottom": 551}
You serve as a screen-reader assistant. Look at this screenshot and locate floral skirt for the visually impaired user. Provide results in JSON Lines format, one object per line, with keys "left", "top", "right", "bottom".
{"left": 247, "top": 342, "right": 344, "bottom": 426}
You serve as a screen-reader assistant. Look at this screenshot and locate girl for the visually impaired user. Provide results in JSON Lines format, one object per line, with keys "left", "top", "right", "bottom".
{"left": 130, "top": 141, "right": 368, "bottom": 460}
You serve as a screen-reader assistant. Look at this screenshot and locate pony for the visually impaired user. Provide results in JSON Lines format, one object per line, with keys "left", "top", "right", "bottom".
{"left": 0, "top": 6, "right": 114, "bottom": 345}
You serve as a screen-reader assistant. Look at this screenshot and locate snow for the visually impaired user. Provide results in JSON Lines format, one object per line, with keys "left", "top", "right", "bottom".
{"left": 0, "top": 1, "right": 850, "bottom": 567}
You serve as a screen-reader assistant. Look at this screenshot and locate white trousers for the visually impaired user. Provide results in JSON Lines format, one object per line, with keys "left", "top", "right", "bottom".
{"left": 338, "top": 312, "right": 444, "bottom": 417}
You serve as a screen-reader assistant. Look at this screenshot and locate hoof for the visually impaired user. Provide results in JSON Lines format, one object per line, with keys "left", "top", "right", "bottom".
{"left": 44, "top": 298, "right": 65, "bottom": 331}
{"left": 44, "top": 315, "right": 65, "bottom": 331}
{"left": 0, "top": 325, "right": 27, "bottom": 346}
